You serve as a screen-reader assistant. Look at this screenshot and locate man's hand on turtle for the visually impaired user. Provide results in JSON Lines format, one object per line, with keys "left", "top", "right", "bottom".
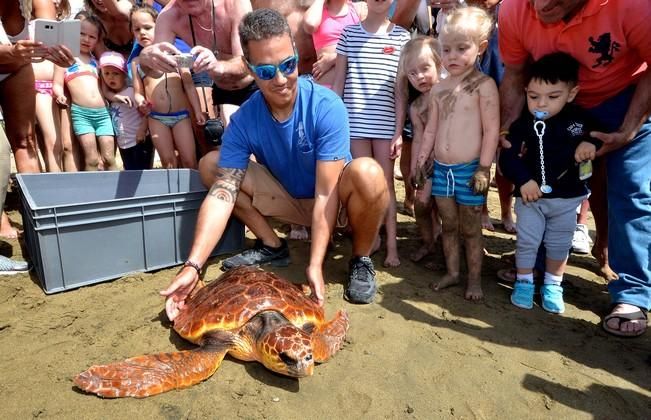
{"left": 160, "top": 267, "right": 200, "bottom": 321}
{"left": 305, "top": 264, "right": 325, "bottom": 307}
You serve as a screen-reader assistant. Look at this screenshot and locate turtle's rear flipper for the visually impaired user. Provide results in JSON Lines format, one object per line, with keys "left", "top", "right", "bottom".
{"left": 311, "top": 309, "right": 349, "bottom": 362}
{"left": 74, "top": 348, "right": 227, "bottom": 398}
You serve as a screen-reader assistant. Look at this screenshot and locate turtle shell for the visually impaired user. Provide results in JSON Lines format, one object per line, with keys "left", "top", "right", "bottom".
{"left": 173, "top": 266, "right": 324, "bottom": 343}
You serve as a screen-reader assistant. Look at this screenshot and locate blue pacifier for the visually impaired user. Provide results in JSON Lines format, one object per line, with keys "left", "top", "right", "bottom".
{"left": 533, "top": 110, "right": 550, "bottom": 120}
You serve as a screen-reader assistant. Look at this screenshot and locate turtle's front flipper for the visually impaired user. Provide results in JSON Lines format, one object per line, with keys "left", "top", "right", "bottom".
{"left": 311, "top": 310, "right": 349, "bottom": 363}
{"left": 74, "top": 348, "right": 227, "bottom": 398}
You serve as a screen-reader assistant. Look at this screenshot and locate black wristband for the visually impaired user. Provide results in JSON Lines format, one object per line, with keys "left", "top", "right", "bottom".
{"left": 183, "top": 260, "right": 202, "bottom": 274}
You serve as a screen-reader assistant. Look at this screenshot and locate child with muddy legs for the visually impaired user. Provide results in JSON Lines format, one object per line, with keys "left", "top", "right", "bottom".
{"left": 394, "top": 36, "right": 443, "bottom": 263}
{"left": 414, "top": 6, "right": 499, "bottom": 300}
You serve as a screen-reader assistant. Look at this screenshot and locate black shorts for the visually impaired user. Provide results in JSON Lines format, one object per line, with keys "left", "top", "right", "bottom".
{"left": 212, "top": 82, "right": 259, "bottom": 106}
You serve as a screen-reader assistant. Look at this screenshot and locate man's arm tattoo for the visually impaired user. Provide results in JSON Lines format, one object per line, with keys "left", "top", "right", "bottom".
{"left": 208, "top": 168, "right": 245, "bottom": 203}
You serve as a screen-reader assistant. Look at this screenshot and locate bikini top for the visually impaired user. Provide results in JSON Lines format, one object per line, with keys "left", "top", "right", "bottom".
{"left": 104, "top": 37, "right": 134, "bottom": 57}
{"left": 64, "top": 57, "right": 99, "bottom": 83}
{"left": 312, "top": 2, "right": 360, "bottom": 51}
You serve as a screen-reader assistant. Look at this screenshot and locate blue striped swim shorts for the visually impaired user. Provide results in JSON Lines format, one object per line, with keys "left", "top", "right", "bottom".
{"left": 431, "top": 159, "right": 486, "bottom": 206}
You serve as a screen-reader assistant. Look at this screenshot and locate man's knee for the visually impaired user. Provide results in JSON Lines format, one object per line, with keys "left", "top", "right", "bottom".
{"left": 343, "top": 157, "right": 386, "bottom": 195}
{"left": 199, "top": 150, "right": 220, "bottom": 187}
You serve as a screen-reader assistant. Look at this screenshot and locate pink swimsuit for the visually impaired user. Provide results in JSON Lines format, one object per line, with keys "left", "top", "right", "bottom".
{"left": 312, "top": 2, "right": 361, "bottom": 51}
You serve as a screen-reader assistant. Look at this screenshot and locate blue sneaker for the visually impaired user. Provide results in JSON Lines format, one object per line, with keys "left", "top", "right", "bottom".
{"left": 541, "top": 284, "right": 565, "bottom": 314}
{"left": 511, "top": 281, "right": 534, "bottom": 309}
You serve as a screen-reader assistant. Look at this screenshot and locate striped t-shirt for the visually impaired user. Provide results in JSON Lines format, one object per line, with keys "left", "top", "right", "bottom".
{"left": 336, "top": 23, "right": 410, "bottom": 140}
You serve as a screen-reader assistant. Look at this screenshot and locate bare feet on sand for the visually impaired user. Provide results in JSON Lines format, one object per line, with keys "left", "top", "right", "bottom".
{"left": 481, "top": 213, "right": 495, "bottom": 231}
{"left": 383, "top": 252, "right": 401, "bottom": 268}
{"left": 591, "top": 246, "right": 618, "bottom": 282}
{"left": 465, "top": 277, "right": 484, "bottom": 301}
{"left": 430, "top": 274, "right": 460, "bottom": 291}
{"left": 501, "top": 216, "right": 517, "bottom": 234}
{"left": 0, "top": 212, "right": 18, "bottom": 239}
{"left": 410, "top": 243, "right": 434, "bottom": 262}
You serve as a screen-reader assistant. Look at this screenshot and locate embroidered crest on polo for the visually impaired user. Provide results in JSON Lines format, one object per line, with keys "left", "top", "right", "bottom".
{"left": 567, "top": 121, "right": 584, "bottom": 136}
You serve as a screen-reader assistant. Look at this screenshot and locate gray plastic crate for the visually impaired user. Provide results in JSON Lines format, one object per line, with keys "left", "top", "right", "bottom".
{"left": 16, "top": 169, "right": 244, "bottom": 294}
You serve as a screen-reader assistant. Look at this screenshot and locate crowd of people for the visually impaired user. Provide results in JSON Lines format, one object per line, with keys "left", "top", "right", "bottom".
{"left": 1, "top": 0, "right": 649, "bottom": 339}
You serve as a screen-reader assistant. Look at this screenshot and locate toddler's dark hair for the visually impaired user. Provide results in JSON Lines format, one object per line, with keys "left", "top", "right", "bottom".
{"left": 528, "top": 52, "right": 579, "bottom": 85}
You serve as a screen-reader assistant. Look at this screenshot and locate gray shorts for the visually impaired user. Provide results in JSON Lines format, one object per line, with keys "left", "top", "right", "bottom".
{"left": 515, "top": 196, "right": 587, "bottom": 269}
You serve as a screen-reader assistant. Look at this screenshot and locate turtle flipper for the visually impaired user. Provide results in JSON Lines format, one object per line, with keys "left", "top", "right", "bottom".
{"left": 311, "top": 310, "right": 349, "bottom": 362}
{"left": 74, "top": 348, "right": 227, "bottom": 398}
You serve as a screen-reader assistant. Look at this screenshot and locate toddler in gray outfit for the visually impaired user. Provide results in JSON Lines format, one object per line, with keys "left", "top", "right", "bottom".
{"left": 499, "top": 53, "right": 602, "bottom": 313}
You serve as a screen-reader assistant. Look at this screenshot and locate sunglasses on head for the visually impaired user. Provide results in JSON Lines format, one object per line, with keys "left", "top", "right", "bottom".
{"left": 246, "top": 54, "right": 299, "bottom": 81}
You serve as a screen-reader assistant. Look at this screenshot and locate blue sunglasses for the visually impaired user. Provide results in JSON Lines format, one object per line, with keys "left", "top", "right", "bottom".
{"left": 246, "top": 54, "right": 299, "bottom": 80}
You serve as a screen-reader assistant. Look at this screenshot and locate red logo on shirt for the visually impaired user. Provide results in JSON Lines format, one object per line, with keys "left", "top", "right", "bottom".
{"left": 382, "top": 46, "right": 395, "bottom": 54}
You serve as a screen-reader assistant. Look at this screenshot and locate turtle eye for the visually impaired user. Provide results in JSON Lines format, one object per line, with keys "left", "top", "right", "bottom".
{"left": 279, "top": 352, "right": 297, "bottom": 366}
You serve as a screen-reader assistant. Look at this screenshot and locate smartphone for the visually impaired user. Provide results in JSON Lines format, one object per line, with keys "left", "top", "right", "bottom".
{"left": 33, "top": 19, "right": 81, "bottom": 57}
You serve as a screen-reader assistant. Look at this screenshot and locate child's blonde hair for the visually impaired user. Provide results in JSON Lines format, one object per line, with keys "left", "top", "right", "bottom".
{"left": 439, "top": 6, "right": 493, "bottom": 44}
{"left": 399, "top": 36, "right": 442, "bottom": 73}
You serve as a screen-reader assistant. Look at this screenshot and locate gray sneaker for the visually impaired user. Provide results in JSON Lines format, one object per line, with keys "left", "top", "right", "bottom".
{"left": 344, "top": 256, "right": 377, "bottom": 304}
{"left": 0, "top": 255, "right": 29, "bottom": 275}
{"left": 221, "top": 239, "right": 290, "bottom": 271}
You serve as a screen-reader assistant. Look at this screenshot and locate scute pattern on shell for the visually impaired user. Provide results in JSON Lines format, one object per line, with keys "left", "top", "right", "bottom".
{"left": 173, "top": 267, "right": 324, "bottom": 343}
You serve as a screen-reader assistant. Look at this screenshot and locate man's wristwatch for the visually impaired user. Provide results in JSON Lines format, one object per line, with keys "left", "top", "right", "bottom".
{"left": 183, "top": 260, "right": 202, "bottom": 274}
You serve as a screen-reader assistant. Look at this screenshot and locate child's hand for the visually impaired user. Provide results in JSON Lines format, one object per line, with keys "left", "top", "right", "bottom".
{"left": 195, "top": 112, "right": 207, "bottom": 126}
{"left": 55, "top": 95, "right": 68, "bottom": 108}
{"left": 113, "top": 95, "right": 132, "bottom": 107}
{"left": 520, "top": 180, "right": 543, "bottom": 203}
{"left": 469, "top": 165, "right": 491, "bottom": 195}
{"left": 575, "top": 141, "right": 596, "bottom": 163}
{"left": 137, "top": 99, "right": 151, "bottom": 116}
{"left": 389, "top": 134, "right": 402, "bottom": 160}
{"left": 312, "top": 51, "right": 336, "bottom": 81}
{"left": 412, "top": 160, "right": 433, "bottom": 190}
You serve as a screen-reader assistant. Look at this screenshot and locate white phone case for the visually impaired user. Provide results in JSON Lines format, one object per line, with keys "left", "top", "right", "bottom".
{"left": 33, "top": 19, "right": 81, "bottom": 57}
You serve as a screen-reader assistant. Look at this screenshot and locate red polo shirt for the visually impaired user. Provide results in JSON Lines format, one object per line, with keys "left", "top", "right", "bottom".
{"left": 498, "top": 0, "right": 651, "bottom": 108}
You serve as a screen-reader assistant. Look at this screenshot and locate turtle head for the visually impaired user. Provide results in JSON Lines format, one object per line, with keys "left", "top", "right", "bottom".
{"left": 258, "top": 324, "right": 314, "bottom": 377}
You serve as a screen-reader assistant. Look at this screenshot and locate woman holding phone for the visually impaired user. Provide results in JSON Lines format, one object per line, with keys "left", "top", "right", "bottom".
{"left": 0, "top": 0, "right": 74, "bottom": 174}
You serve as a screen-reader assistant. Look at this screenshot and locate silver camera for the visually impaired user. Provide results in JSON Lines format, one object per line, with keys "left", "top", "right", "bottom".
{"left": 174, "top": 53, "right": 194, "bottom": 68}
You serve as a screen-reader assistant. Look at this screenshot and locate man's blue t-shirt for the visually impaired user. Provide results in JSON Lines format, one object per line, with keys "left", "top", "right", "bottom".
{"left": 219, "top": 77, "right": 351, "bottom": 199}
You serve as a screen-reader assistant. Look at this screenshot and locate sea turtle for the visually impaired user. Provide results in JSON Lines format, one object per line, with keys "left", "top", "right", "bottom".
{"left": 74, "top": 266, "right": 349, "bottom": 398}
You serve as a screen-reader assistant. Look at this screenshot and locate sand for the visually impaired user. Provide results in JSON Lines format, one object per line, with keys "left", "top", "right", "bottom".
{"left": 0, "top": 184, "right": 649, "bottom": 419}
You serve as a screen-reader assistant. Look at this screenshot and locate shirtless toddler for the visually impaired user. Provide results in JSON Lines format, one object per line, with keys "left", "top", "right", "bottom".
{"left": 415, "top": 6, "right": 499, "bottom": 300}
